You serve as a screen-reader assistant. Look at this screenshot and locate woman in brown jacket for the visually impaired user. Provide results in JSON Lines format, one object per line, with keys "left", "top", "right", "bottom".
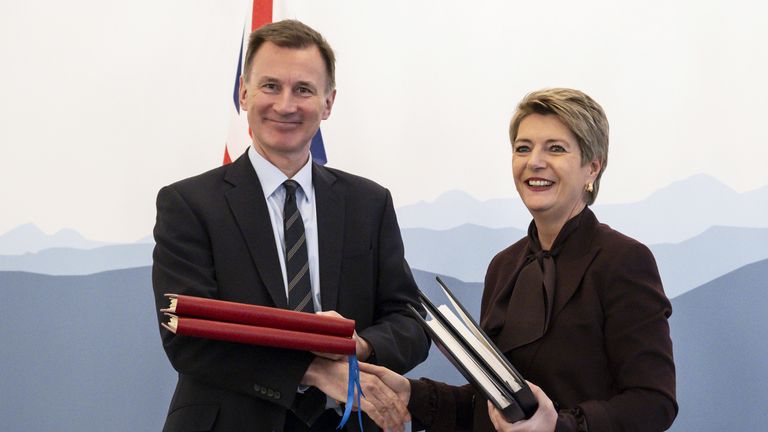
{"left": 362, "top": 88, "right": 677, "bottom": 431}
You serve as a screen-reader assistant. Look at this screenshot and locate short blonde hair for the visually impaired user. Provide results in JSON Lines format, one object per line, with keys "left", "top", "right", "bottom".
{"left": 509, "top": 88, "right": 609, "bottom": 205}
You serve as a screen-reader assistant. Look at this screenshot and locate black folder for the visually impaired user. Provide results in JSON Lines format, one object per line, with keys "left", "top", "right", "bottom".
{"left": 408, "top": 276, "right": 538, "bottom": 422}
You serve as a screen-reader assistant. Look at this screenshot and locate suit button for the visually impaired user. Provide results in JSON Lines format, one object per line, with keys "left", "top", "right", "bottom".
{"left": 274, "top": 391, "right": 281, "bottom": 399}
{"left": 260, "top": 388, "right": 267, "bottom": 395}
{"left": 253, "top": 384, "right": 261, "bottom": 392}
{"left": 267, "top": 389, "right": 274, "bottom": 397}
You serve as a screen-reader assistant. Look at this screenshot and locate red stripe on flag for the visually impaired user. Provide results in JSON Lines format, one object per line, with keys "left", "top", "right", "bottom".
{"left": 223, "top": 147, "right": 232, "bottom": 165}
{"left": 252, "top": 0, "right": 273, "bottom": 30}
{"left": 223, "top": 1, "right": 273, "bottom": 165}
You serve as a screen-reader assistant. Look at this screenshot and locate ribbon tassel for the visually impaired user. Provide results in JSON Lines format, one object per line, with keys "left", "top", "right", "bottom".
{"left": 337, "top": 355, "right": 364, "bottom": 430}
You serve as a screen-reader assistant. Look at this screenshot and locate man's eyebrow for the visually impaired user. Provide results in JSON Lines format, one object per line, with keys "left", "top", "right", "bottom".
{"left": 294, "top": 80, "right": 318, "bottom": 89}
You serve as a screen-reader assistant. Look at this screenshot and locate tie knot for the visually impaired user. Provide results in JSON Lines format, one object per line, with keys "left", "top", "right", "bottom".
{"left": 283, "top": 180, "right": 299, "bottom": 196}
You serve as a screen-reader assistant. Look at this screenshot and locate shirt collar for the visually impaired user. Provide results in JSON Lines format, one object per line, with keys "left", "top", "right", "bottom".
{"left": 248, "top": 146, "right": 314, "bottom": 202}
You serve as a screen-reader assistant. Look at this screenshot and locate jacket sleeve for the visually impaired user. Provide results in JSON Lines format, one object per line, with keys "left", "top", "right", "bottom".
{"left": 356, "top": 189, "right": 431, "bottom": 374}
{"left": 578, "top": 242, "right": 678, "bottom": 431}
{"left": 408, "top": 379, "right": 476, "bottom": 431}
{"left": 152, "top": 185, "right": 313, "bottom": 410}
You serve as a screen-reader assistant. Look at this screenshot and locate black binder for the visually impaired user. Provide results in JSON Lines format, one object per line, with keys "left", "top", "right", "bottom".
{"left": 408, "top": 276, "right": 538, "bottom": 422}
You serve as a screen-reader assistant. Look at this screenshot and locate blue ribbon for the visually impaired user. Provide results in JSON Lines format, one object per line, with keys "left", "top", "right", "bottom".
{"left": 337, "top": 355, "right": 364, "bottom": 430}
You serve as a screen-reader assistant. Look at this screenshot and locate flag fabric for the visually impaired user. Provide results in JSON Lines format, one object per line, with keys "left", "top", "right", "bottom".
{"left": 223, "top": 0, "right": 327, "bottom": 165}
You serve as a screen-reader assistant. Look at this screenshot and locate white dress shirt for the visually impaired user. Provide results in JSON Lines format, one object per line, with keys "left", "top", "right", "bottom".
{"left": 248, "top": 146, "right": 321, "bottom": 311}
{"left": 248, "top": 147, "right": 348, "bottom": 412}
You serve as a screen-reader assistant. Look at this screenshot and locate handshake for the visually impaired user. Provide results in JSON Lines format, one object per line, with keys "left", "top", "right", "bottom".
{"left": 301, "top": 311, "right": 413, "bottom": 432}
{"left": 300, "top": 312, "right": 556, "bottom": 432}
{"left": 303, "top": 356, "right": 412, "bottom": 431}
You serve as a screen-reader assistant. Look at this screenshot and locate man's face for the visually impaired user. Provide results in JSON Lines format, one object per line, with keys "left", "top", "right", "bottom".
{"left": 239, "top": 42, "right": 335, "bottom": 163}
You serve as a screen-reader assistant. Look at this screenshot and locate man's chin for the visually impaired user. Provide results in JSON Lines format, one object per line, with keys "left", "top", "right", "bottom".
{"left": 256, "top": 141, "right": 312, "bottom": 159}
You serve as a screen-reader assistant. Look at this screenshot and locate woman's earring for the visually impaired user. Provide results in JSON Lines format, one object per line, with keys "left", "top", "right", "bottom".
{"left": 585, "top": 182, "right": 594, "bottom": 193}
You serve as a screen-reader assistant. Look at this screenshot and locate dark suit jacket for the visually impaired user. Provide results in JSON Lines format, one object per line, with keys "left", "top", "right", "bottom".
{"left": 152, "top": 153, "right": 429, "bottom": 432}
{"left": 409, "top": 209, "right": 677, "bottom": 431}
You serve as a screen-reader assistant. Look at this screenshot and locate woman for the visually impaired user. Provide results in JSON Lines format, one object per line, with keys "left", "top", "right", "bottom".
{"left": 362, "top": 88, "right": 677, "bottom": 431}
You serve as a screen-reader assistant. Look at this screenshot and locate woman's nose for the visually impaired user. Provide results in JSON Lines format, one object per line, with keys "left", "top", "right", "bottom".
{"left": 527, "top": 147, "right": 547, "bottom": 169}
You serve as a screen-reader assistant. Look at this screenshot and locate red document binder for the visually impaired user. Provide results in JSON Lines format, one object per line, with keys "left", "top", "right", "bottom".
{"left": 163, "top": 294, "right": 355, "bottom": 337}
{"left": 161, "top": 294, "right": 356, "bottom": 355}
{"left": 164, "top": 315, "right": 356, "bottom": 355}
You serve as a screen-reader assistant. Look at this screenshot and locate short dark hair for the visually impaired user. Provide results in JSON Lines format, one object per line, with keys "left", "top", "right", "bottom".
{"left": 243, "top": 19, "right": 336, "bottom": 92}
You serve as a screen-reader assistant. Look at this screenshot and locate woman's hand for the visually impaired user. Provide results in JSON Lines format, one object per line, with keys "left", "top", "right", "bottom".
{"left": 487, "top": 382, "right": 557, "bottom": 432}
{"left": 358, "top": 361, "right": 412, "bottom": 407}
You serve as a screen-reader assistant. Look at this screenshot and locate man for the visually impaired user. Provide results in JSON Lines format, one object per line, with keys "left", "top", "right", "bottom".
{"left": 152, "top": 20, "right": 429, "bottom": 432}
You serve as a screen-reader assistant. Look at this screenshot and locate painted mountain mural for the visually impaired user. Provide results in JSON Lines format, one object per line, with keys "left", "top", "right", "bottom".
{"left": 0, "top": 268, "right": 174, "bottom": 431}
{"left": 401, "top": 225, "right": 526, "bottom": 283}
{"left": 0, "top": 243, "right": 155, "bottom": 275}
{"left": 668, "top": 258, "right": 768, "bottom": 431}
{"left": 0, "top": 223, "right": 119, "bottom": 255}
{"left": 1, "top": 261, "right": 766, "bottom": 431}
{"left": 397, "top": 175, "right": 768, "bottom": 245}
{"left": 0, "top": 268, "right": 475, "bottom": 431}
{"left": 1, "top": 174, "right": 767, "bottom": 431}
{"left": 3, "top": 224, "right": 766, "bottom": 300}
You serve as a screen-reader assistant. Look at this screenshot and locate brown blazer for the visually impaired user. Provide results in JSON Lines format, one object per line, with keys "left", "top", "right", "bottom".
{"left": 409, "top": 209, "right": 677, "bottom": 431}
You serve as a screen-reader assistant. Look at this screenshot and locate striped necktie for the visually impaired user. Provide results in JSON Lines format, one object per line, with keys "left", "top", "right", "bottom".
{"left": 282, "top": 180, "right": 313, "bottom": 312}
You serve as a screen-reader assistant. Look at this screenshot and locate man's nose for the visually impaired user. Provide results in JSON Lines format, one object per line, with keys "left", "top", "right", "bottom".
{"left": 273, "top": 90, "right": 298, "bottom": 114}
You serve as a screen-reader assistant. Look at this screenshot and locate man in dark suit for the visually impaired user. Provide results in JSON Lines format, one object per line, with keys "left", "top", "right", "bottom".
{"left": 152, "top": 20, "right": 429, "bottom": 431}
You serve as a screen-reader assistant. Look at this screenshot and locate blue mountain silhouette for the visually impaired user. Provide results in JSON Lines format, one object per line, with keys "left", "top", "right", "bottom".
{"left": 396, "top": 175, "right": 768, "bottom": 245}
{"left": 1, "top": 260, "right": 765, "bottom": 431}
{"left": 3, "top": 224, "right": 767, "bottom": 301}
{"left": 402, "top": 224, "right": 768, "bottom": 296}
{"left": 402, "top": 224, "right": 526, "bottom": 283}
{"left": 668, "top": 258, "right": 768, "bottom": 431}
{"left": 0, "top": 267, "right": 474, "bottom": 430}
{"left": 598, "top": 174, "right": 768, "bottom": 244}
{"left": 0, "top": 243, "right": 155, "bottom": 275}
{"left": 397, "top": 190, "right": 532, "bottom": 231}
{"left": 0, "top": 267, "right": 174, "bottom": 431}
{"left": 0, "top": 223, "right": 114, "bottom": 255}
{"left": 652, "top": 226, "right": 768, "bottom": 298}
{"left": 4, "top": 174, "right": 766, "bottom": 254}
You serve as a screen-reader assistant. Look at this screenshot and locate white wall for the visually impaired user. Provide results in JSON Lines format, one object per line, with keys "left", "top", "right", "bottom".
{"left": 2, "top": 0, "right": 767, "bottom": 242}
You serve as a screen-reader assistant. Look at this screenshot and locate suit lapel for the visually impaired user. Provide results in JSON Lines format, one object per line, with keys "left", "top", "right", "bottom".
{"left": 551, "top": 251, "right": 598, "bottom": 320}
{"left": 550, "top": 212, "right": 600, "bottom": 320}
{"left": 224, "top": 153, "right": 287, "bottom": 308}
{"left": 313, "top": 164, "right": 345, "bottom": 311}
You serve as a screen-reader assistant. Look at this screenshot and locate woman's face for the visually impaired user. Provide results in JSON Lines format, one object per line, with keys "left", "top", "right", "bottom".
{"left": 512, "top": 113, "right": 600, "bottom": 225}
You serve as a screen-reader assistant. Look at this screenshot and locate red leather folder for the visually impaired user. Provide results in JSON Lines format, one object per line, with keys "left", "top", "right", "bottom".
{"left": 164, "top": 314, "right": 356, "bottom": 355}
{"left": 163, "top": 294, "right": 355, "bottom": 338}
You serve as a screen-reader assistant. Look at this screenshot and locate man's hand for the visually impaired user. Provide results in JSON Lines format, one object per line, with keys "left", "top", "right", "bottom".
{"left": 487, "top": 382, "right": 557, "bottom": 432}
{"left": 313, "top": 310, "right": 373, "bottom": 361}
{"left": 302, "top": 357, "right": 409, "bottom": 431}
